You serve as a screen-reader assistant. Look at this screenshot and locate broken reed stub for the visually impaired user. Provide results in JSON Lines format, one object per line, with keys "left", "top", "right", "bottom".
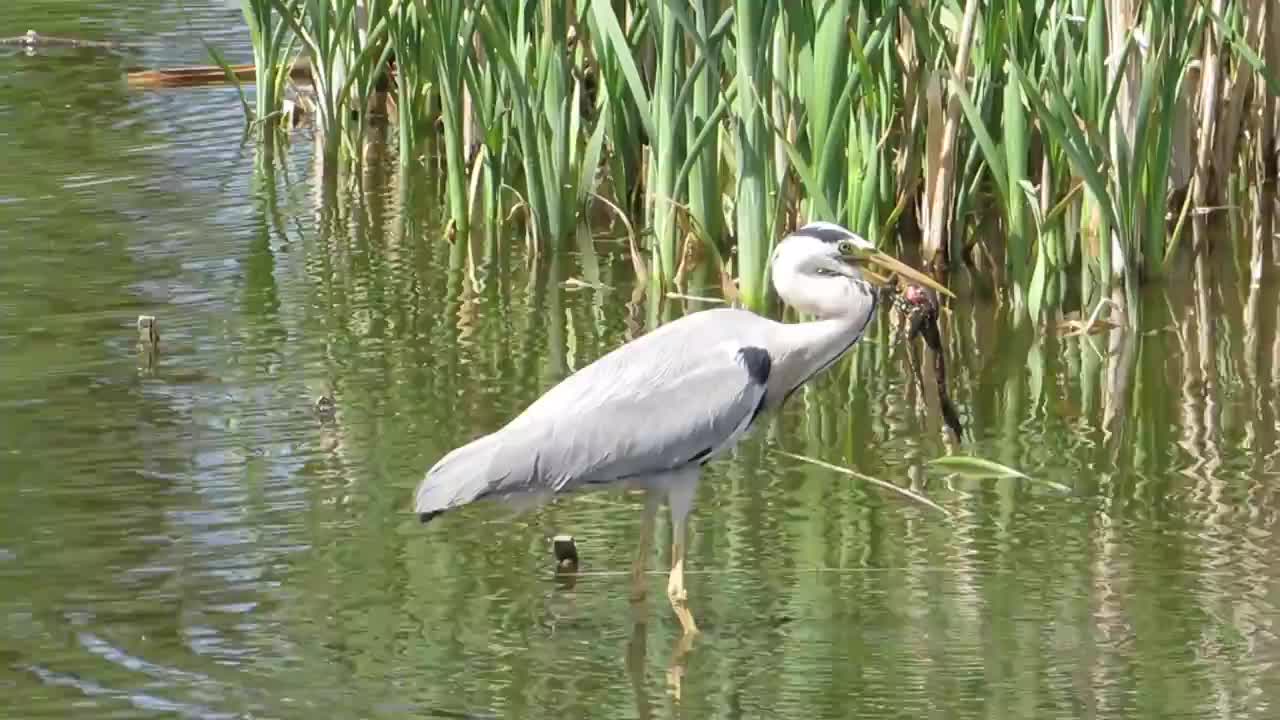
{"left": 552, "top": 535, "right": 578, "bottom": 572}
{"left": 313, "top": 394, "right": 336, "bottom": 418}
{"left": 137, "top": 315, "right": 159, "bottom": 345}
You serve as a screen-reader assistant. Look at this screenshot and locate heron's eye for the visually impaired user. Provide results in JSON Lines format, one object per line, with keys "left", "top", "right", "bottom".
{"left": 837, "top": 239, "right": 857, "bottom": 255}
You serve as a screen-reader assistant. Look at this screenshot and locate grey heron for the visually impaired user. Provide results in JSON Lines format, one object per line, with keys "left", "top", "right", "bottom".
{"left": 414, "top": 222, "right": 952, "bottom": 634}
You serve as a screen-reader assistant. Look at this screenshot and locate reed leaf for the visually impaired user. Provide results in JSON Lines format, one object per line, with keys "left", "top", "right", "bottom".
{"left": 234, "top": 0, "right": 1280, "bottom": 329}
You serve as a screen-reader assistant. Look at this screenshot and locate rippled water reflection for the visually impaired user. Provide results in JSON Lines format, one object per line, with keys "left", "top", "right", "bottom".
{"left": 3, "top": 3, "right": 1280, "bottom": 718}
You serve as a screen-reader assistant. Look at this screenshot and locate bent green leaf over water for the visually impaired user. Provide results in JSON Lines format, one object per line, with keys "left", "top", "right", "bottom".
{"left": 776, "top": 449, "right": 951, "bottom": 517}
{"left": 926, "top": 455, "right": 1070, "bottom": 493}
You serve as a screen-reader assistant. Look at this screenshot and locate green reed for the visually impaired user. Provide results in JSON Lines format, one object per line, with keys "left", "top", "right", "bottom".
{"left": 239, "top": 0, "right": 297, "bottom": 129}
{"left": 268, "top": 0, "right": 392, "bottom": 169}
{"left": 232, "top": 0, "right": 1280, "bottom": 319}
{"left": 731, "top": 0, "right": 779, "bottom": 309}
{"left": 415, "top": 0, "right": 472, "bottom": 236}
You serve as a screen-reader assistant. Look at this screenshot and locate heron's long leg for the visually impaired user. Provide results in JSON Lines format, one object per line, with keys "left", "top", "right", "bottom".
{"left": 666, "top": 479, "right": 699, "bottom": 635}
{"left": 631, "top": 491, "right": 660, "bottom": 602}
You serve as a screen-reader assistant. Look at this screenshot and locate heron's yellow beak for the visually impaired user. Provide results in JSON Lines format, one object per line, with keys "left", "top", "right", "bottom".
{"left": 854, "top": 249, "right": 955, "bottom": 299}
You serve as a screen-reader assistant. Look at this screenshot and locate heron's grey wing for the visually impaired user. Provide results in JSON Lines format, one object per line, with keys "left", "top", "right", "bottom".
{"left": 415, "top": 309, "right": 774, "bottom": 518}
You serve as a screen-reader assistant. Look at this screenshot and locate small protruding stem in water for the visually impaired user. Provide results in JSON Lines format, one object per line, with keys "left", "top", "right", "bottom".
{"left": 552, "top": 535, "right": 579, "bottom": 573}
{"left": 313, "top": 393, "right": 336, "bottom": 420}
{"left": 136, "top": 315, "right": 159, "bottom": 346}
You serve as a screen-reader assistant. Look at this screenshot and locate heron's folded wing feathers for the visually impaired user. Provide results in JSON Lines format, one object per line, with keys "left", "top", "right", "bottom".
{"left": 529, "top": 341, "right": 769, "bottom": 490}
{"left": 414, "top": 310, "right": 772, "bottom": 515}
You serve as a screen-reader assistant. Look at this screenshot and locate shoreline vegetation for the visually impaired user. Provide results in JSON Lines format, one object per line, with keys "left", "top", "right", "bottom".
{"left": 214, "top": 1, "right": 1279, "bottom": 327}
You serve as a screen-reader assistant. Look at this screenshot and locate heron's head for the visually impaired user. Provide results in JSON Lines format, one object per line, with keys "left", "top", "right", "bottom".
{"left": 770, "top": 222, "right": 952, "bottom": 319}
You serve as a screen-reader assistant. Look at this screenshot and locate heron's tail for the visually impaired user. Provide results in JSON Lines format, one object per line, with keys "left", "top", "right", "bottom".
{"left": 414, "top": 432, "right": 522, "bottom": 523}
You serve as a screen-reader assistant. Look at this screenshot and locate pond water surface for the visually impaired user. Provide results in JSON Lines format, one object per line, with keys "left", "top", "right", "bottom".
{"left": 3, "top": 3, "right": 1280, "bottom": 719}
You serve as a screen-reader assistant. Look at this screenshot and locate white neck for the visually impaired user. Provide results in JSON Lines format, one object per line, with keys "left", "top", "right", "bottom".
{"left": 766, "top": 280, "right": 878, "bottom": 407}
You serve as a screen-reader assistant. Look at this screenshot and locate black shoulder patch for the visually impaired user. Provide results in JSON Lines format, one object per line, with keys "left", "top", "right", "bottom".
{"left": 738, "top": 346, "right": 772, "bottom": 386}
{"left": 688, "top": 447, "right": 713, "bottom": 464}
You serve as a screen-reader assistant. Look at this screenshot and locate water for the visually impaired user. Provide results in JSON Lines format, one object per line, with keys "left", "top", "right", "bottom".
{"left": 3, "top": 4, "right": 1280, "bottom": 718}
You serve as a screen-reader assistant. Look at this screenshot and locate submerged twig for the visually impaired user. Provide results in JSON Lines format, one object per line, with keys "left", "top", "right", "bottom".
{"left": 664, "top": 292, "right": 725, "bottom": 304}
{"left": 1059, "top": 297, "right": 1124, "bottom": 337}
{"left": 563, "top": 278, "right": 613, "bottom": 290}
{"left": 3, "top": 29, "right": 137, "bottom": 50}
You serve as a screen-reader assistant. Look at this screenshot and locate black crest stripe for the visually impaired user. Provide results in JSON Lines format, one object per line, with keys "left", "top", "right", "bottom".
{"left": 789, "top": 222, "right": 857, "bottom": 245}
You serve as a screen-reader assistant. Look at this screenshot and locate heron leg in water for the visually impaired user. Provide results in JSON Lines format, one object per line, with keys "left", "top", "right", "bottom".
{"left": 630, "top": 491, "right": 660, "bottom": 603}
{"left": 666, "top": 478, "right": 699, "bottom": 635}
